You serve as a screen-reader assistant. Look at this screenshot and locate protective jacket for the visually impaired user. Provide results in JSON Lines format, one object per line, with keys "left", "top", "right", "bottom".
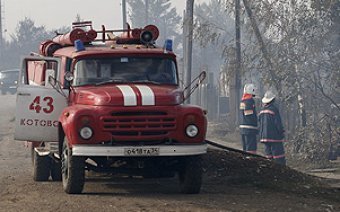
{"left": 239, "top": 94, "right": 258, "bottom": 135}
{"left": 258, "top": 102, "right": 285, "bottom": 142}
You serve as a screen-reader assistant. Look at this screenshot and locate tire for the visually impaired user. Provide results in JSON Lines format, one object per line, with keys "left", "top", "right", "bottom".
{"left": 33, "top": 150, "right": 51, "bottom": 181}
{"left": 50, "top": 159, "right": 62, "bottom": 181}
{"left": 178, "top": 156, "right": 203, "bottom": 194}
{"left": 61, "top": 137, "right": 85, "bottom": 194}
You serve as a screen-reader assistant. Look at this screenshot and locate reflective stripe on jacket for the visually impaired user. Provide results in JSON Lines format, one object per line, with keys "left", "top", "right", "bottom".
{"left": 239, "top": 94, "right": 258, "bottom": 135}
{"left": 258, "top": 102, "right": 285, "bottom": 142}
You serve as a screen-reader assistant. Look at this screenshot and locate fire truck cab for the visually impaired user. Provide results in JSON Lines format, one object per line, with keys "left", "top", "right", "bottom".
{"left": 15, "top": 22, "right": 207, "bottom": 194}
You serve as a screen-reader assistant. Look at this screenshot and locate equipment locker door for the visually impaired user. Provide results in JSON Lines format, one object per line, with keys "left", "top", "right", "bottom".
{"left": 14, "top": 56, "right": 68, "bottom": 142}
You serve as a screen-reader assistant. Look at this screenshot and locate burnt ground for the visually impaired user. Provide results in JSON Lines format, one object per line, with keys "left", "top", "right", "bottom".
{"left": 203, "top": 149, "right": 336, "bottom": 194}
{"left": 0, "top": 94, "right": 339, "bottom": 212}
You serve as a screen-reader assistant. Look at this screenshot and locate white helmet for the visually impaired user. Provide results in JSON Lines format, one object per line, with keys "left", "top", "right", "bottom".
{"left": 262, "top": 90, "right": 276, "bottom": 104}
{"left": 243, "top": 83, "right": 256, "bottom": 95}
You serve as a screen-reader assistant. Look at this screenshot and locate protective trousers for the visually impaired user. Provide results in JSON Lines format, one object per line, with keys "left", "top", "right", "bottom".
{"left": 264, "top": 142, "right": 286, "bottom": 165}
{"left": 241, "top": 134, "right": 257, "bottom": 154}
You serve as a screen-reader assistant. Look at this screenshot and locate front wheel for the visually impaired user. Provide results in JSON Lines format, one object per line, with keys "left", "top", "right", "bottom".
{"left": 178, "top": 155, "right": 203, "bottom": 194}
{"left": 61, "top": 137, "right": 85, "bottom": 194}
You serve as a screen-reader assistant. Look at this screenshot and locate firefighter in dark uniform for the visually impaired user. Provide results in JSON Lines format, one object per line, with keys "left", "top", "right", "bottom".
{"left": 239, "top": 83, "right": 258, "bottom": 154}
{"left": 259, "top": 90, "right": 286, "bottom": 165}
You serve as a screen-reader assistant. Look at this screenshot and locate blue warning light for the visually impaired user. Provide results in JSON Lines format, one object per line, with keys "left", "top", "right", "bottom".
{"left": 74, "top": 39, "right": 85, "bottom": 52}
{"left": 164, "top": 39, "right": 173, "bottom": 52}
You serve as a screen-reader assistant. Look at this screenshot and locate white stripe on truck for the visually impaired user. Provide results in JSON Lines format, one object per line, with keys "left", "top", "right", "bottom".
{"left": 116, "top": 85, "right": 137, "bottom": 106}
{"left": 136, "top": 85, "right": 155, "bottom": 106}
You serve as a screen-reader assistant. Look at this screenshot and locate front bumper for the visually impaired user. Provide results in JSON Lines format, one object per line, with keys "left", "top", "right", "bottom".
{"left": 72, "top": 143, "right": 207, "bottom": 157}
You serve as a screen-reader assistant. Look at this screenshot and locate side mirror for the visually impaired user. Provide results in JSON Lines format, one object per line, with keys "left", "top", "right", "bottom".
{"left": 45, "top": 69, "right": 56, "bottom": 88}
{"left": 198, "top": 71, "right": 206, "bottom": 82}
{"left": 183, "top": 71, "right": 207, "bottom": 101}
{"left": 45, "top": 69, "right": 68, "bottom": 98}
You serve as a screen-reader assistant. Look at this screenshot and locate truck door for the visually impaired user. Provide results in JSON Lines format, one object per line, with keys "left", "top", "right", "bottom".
{"left": 15, "top": 56, "right": 68, "bottom": 142}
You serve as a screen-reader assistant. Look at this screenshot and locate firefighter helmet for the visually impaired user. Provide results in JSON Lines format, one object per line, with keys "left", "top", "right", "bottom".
{"left": 262, "top": 90, "right": 276, "bottom": 104}
{"left": 243, "top": 83, "right": 256, "bottom": 95}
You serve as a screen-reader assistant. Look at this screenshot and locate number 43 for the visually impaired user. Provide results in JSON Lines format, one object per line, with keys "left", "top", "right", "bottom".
{"left": 29, "top": 96, "right": 54, "bottom": 114}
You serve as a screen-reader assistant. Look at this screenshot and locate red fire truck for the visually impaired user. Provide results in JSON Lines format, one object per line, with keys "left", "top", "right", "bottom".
{"left": 14, "top": 22, "right": 207, "bottom": 194}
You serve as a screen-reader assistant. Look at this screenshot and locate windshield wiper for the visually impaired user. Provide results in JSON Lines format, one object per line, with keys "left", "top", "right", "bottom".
{"left": 132, "top": 80, "right": 161, "bottom": 85}
{"left": 95, "top": 79, "right": 128, "bottom": 86}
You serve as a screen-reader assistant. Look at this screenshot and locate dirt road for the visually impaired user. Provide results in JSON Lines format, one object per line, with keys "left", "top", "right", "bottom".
{"left": 0, "top": 95, "right": 339, "bottom": 212}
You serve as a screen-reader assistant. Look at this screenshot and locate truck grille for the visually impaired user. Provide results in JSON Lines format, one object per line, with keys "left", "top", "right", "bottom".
{"left": 100, "top": 111, "right": 176, "bottom": 137}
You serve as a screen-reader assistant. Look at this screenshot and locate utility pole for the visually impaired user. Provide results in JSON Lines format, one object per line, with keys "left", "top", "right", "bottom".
{"left": 184, "top": 0, "right": 194, "bottom": 104}
{"left": 145, "top": 0, "right": 149, "bottom": 25}
{"left": 122, "top": 0, "right": 127, "bottom": 29}
{"left": 233, "top": 0, "right": 242, "bottom": 125}
{"left": 0, "top": 0, "right": 3, "bottom": 47}
{"left": 182, "top": 9, "right": 187, "bottom": 87}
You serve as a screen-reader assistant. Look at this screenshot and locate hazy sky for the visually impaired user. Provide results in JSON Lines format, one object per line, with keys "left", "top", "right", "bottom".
{"left": 2, "top": 0, "right": 205, "bottom": 39}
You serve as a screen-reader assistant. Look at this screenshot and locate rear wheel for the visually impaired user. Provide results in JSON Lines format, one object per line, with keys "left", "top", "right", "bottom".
{"left": 50, "top": 159, "right": 62, "bottom": 181}
{"left": 33, "top": 149, "right": 50, "bottom": 181}
{"left": 61, "top": 137, "right": 85, "bottom": 194}
{"left": 178, "top": 156, "right": 203, "bottom": 194}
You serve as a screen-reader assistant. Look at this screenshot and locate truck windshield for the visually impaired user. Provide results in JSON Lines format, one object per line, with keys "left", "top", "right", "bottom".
{"left": 72, "top": 57, "right": 178, "bottom": 86}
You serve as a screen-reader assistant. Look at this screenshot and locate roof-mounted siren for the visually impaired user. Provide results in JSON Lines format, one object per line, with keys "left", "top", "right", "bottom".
{"left": 140, "top": 25, "right": 159, "bottom": 45}
{"left": 115, "top": 24, "right": 159, "bottom": 45}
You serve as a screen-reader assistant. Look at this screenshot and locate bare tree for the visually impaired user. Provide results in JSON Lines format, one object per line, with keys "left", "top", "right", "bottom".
{"left": 194, "top": 0, "right": 339, "bottom": 166}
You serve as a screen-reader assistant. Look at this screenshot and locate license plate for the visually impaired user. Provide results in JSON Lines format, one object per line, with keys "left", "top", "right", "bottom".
{"left": 124, "top": 147, "right": 160, "bottom": 156}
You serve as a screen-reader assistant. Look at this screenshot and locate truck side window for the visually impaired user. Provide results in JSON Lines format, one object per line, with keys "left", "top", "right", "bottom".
{"left": 27, "top": 61, "right": 46, "bottom": 86}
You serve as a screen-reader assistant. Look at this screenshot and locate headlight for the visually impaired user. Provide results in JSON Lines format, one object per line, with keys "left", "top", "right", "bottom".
{"left": 79, "top": 126, "right": 93, "bottom": 140}
{"left": 185, "top": 124, "right": 199, "bottom": 138}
